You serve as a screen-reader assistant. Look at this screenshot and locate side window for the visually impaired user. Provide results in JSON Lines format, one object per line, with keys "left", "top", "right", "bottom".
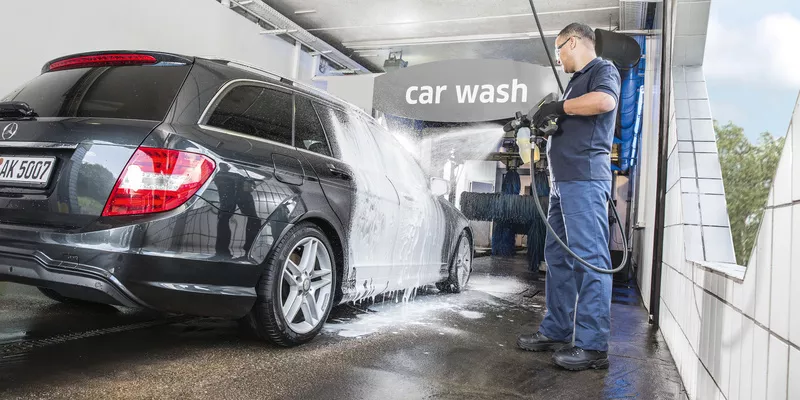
{"left": 206, "top": 85, "right": 293, "bottom": 146}
{"left": 294, "top": 96, "right": 332, "bottom": 157}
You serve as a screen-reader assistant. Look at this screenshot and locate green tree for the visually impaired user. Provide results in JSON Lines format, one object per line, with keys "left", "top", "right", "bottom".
{"left": 715, "top": 122, "right": 785, "bottom": 265}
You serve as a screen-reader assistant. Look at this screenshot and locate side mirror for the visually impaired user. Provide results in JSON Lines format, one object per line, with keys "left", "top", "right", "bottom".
{"left": 430, "top": 177, "right": 449, "bottom": 197}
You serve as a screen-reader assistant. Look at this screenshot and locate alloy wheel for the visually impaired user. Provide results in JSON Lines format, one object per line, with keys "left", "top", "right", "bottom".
{"left": 455, "top": 236, "right": 472, "bottom": 288}
{"left": 280, "top": 237, "right": 333, "bottom": 334}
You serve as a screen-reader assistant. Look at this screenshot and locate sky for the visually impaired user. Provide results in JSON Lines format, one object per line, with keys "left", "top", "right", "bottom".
{"left": 704, "top": 0, "right": 800, "bottom": 142}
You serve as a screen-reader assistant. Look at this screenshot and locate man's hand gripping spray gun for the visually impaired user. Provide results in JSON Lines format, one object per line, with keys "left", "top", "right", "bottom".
{"left": 503, "top": 93, "right": 560, "bottom": 166}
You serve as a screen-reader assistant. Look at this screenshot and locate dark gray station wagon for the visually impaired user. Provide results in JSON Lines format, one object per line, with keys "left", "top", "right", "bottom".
{"left": 0, "top": 51, "right": 474, "bottom": 345}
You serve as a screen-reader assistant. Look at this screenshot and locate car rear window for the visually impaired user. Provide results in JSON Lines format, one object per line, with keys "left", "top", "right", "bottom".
{"left": 1, "top": 65, "right": 190, "bottom": 121}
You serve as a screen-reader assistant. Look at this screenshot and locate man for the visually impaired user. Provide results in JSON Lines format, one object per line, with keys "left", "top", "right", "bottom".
{"left": 517, "top": 22, "right": 621, "bottom": 371}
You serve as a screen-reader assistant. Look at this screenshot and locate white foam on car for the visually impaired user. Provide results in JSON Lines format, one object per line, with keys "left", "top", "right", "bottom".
{"left": 319, "top": 108, "right": 508, "bottom": 307}
{"left": 320, "top": 109, "right": 447, "bottom": 301}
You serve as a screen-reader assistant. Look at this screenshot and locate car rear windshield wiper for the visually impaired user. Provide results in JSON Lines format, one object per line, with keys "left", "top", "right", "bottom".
{"left": 0, "top": 102, "right": 39, "bottom": 120}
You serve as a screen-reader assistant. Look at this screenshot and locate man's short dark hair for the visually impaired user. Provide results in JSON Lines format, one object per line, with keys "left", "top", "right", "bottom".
{"left": 558, "top": 23, "right": 595, "bottom": 45}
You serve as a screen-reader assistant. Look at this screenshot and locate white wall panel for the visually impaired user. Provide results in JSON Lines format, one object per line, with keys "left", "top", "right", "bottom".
{"left": 791, "top": 206, "right": 800, "bottom": 344}
{"left": 0, "top": 0, "right": 316, "bottom": 96}
{"left": 793, "top": 120, "right": 800, "bottom": 201}
{"left": 682, "top": 194, "right": 701, "bottom": 225}
{"left": 755, "top": 209, "right": 774, "bottom": 328}
{"left": 689, "top": 99, "right": 713, "bottom": 119}
{"left": 703, "top": 227, "right": 736, "bottom": 264}
{"left": 772, "top": 132, "right": 793, "bottom": 207}
{"left": 739, "top": 318, "right": 755, "bottom": 400}
{"left": 684, "top": 225, "right": 705, "bottom": 261}
{"left": 677, "top": 119, "right": 693, "bottom": 141}
{"left": 700, "top": 195, "right": 730, "bottom": 227}
{"left": 751, "top": 325, "right": 770, "bottom": 400}
{"left": 770, "top": 206, "right": 792, "bottom": 339}
{"left": 699, "top": 179, "right": 725, "bottom": 195}
{"left": 728, "top": 311, "right": 743, "bottom": 400}
{"left": 790, "top": 347, "right": 800, "bottom": 400}
{"left": 767, "top": 335, "right": 789, "bottom": 400}
{"left": 680, "top": 153, "right": 697, "bottom": 178}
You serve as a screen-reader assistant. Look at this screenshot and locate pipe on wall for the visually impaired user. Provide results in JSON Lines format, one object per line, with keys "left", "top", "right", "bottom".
{"left": 648, "top": 0, "right": 678, "bottom": 327}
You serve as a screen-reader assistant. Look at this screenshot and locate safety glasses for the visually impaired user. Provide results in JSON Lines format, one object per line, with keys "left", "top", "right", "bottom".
{"left": 554, "top": 36, "right": 580, "bottom": 65}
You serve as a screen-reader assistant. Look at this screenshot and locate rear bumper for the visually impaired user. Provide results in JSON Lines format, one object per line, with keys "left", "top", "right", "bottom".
{"left": 0, "top": 248, "right": 142, "bottom": 307}
{"left": 0, "top": 197, "right": 289, "bottom": 318}
{"left": 0, "top": 246, "right": 258, "bottom": 317}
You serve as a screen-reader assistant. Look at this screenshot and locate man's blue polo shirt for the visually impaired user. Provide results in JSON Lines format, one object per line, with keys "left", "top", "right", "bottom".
{"left": 546, "top": 57, "right": 621, "bottom": 182}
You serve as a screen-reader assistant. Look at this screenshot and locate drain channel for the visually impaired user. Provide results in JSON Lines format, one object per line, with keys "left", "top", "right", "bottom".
{"left": 0, "top": 316, "right": 195, "bottom": 359}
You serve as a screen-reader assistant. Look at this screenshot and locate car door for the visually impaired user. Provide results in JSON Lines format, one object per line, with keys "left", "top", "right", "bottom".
{"left": 309, "top": 104, "right": 401, "bottom": 301}
{"left": 364, "top": 119, "right": 448, "bottom": 285}
{"left": 197, "top": 82, "right": 305, "bottom": 262}
{"left": 292, "top": 95, "right": 354, "bottom": 229}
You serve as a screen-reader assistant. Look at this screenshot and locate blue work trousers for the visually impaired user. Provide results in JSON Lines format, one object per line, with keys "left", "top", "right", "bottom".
{"left": 538, "top": 180, "right": 613, "bottom": 352}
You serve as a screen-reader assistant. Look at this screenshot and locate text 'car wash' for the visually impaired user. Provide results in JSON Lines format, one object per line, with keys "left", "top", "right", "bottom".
{"left": 405, "top": 79, "right": 529, "bottom": 105}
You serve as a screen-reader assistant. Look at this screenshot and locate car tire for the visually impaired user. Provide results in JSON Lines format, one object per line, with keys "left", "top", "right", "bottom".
{"left": 37, "top": 287, "right": 101, "bottom": 306}
{"left": 436, "top": 230, "right": 473, "bottom": 294}
{"left": 243, "top": 222, "right": 337, "bottom": 346}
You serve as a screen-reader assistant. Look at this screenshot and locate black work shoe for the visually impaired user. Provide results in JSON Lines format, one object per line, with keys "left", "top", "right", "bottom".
{"left": 552, "top": 346, "right": 609, "bottom": 371}
{"left": 517, "top": 332, "right": 569, "bottom": 352}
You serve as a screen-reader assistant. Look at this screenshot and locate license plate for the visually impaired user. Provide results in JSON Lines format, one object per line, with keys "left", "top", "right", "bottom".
{"left": 0, "top": 156, "right": 56, "bottom": 187}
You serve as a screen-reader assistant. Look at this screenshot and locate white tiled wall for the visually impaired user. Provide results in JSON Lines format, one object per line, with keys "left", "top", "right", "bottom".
{"left": 669, "top": 66, "right": 734, "bottom": 265}
{"left": 656, "top": 67, "right": 799, "bottom": 400}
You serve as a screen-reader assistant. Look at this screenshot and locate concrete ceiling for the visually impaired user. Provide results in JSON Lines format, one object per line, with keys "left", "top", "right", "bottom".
{"left": 259, "top": 0, "right": 636, "bottom": 72}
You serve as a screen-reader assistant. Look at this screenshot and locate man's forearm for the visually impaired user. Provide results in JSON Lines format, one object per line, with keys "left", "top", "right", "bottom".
{"left": 563, "top": 92, "right": 617, "bottom": 116}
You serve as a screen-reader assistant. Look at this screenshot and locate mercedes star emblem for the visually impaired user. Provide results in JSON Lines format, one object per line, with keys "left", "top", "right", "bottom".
{"left": 2, "top": 123, "right": 18, "bottom": 140}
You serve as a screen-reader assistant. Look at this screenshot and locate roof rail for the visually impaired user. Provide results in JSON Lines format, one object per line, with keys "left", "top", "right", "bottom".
{"left": 208, "top": 58, "right": 293, "bottom": 83}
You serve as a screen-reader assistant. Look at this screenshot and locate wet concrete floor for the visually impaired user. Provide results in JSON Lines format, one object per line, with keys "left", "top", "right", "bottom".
{"left": 0, "top": 257, "right": 686, "bottom": 399}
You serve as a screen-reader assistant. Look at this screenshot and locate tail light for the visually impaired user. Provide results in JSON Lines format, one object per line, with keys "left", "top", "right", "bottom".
{"left": 102, "top": 147, "right": 216, "bottom": 217}
{"left": 48, "top": 54, "right": 158, "bottom": 71}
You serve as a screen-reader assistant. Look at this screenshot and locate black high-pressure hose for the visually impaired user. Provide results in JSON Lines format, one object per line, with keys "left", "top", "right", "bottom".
{"left": 524, "top": 0, "right": 629, "bottom": 275}
{"left": 528, "top": 145, "right": 628, "bottom": 274}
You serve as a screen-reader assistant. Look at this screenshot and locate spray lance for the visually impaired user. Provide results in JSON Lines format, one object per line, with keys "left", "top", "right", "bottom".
{"left": 505, "top": 93, "right": 629, "bottom": 275}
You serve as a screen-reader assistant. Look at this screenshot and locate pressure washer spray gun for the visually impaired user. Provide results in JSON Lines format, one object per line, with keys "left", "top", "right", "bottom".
{"left": 503, "top": 92, "right": 560, "bottom": 166}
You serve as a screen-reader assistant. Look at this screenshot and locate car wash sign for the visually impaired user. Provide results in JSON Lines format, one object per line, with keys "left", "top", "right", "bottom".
{"left": 373, "top": 59, "right": 561, "bottom": 122}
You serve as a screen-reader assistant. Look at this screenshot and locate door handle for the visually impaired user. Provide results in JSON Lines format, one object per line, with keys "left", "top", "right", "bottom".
{"left": 403, "top": 194, "right": 414, "bottom": 202}
{"left": 327, "top": 164, "right": 352, "bottom": 180}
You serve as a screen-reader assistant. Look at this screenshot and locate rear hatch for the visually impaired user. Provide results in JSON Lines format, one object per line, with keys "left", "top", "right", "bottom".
{"left": 0, "top": 52, "right": 192, "bottom": 230}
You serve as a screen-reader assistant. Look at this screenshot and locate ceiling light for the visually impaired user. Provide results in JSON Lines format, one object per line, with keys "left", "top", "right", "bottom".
{"left": 309, "top": 50, "right": 333, "bottom": 56}
{"left": 238, "top": 0, "right": 253, "bottom": 5}
{"left": 294, "top": 10, "right": 316, "bottom": 15}
{"left": 357, "top": 53, "right": 380, "bottom": 57}
{"left": 384, "top": 51, "right": 407, "bottom": 71}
